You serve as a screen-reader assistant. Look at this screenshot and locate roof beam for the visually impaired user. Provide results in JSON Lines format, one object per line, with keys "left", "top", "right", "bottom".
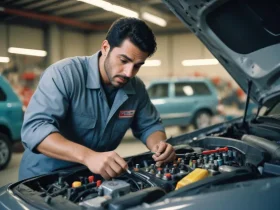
{"left": 53, "top": 3, "right": 97, "bottom": 16}
{"left": 47, "top": 2, "right": 81, "bottom": 13}
{"left": 12, "top": 0, "right": 39, "bottom": 8}
{"left": 77, "top": 12, "right": 119, "bottom": 22}
{"left": 0, "top": 7, "right": 109, "bottom": 31}
{"left": 24, "top": 0, "right": 57, "bottom": 10}
{"left": 39, "top": 1, "right": 79, "bottom": 12}
{"left": 63, "top": 8, "right": 103, "bottom": 18}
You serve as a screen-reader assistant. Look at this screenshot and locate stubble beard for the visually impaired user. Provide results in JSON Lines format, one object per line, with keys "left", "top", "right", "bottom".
{"left": 104, "top": 56, "right": 129, "bottom": 88}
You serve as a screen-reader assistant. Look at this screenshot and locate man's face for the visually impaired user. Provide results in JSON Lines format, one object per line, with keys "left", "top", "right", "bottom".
{"left": 103, "top": 39, "right": 149, "bottom": 88}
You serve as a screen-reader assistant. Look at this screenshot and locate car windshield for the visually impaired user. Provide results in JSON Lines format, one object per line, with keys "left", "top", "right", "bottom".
{"left": 265, "top": 102, "right": 280, "bottom": 116}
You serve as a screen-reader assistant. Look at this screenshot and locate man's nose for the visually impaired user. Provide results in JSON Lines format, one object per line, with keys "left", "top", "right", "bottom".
{"left": 124, "top": 65, "right": 134, "bottom": 78}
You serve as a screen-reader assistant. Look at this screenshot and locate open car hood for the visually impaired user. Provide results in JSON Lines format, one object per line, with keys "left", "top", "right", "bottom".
{"left": 162, "top": 0, "right": 280, "bottom": 106}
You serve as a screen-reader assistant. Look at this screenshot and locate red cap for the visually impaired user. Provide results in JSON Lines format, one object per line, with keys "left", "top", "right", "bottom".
{"left": 96, "top": 180, "right": 102, "bottom": 187}
{"left": 202, "top": 147, "right": 229, "bottom": 155}
{"left": 88, "top": 175, "right": 94, "bottom": 183}
{"left": 165, "top": 173, "right": 172, "bottom": 179}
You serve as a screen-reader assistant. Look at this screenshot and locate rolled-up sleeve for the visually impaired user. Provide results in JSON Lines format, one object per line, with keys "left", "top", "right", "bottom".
{"left": 21, "top": 65, "right": 71, "bottom": 153}
{"left": 131, "top": 81, "right": 165, "bottom": 144}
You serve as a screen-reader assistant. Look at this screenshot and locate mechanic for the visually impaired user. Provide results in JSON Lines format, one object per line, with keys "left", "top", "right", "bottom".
{"left": 19, "top": 17, "right": 176, "bottom": 180}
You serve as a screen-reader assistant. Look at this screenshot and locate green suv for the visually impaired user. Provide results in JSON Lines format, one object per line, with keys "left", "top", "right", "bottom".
{"left": 0, "top": 75, "right": 23, "bottom": 170}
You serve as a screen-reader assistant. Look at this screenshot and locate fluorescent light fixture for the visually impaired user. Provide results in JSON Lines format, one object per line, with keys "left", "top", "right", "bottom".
{"left": 142, "top": 60, "right": 161, "bottom": 67}
{"left": 142, "top": 12, "right": 167, "bottom": 27}
{"left": 112, "top": 5, "right": 138, "bottom": 18}
{"left": 8, "top": 47, "right": 47, "bottom": 57}
{"left": 182, "top": 59, "right": 219, "bottom": 66}
{"left": 0, "top": 57, "right": 10, "bottom": 63}
{"left": 78, "top": 0, "right": 139, "bottom": 18}
{"left": 78, "top": 0, "right": 111, "bottom": 10}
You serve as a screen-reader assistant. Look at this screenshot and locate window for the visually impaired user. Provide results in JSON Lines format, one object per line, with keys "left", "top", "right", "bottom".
{"left": 147, "top": 83, "right": 168, "bottom": 99}
{"left": 267, "top": 102, "right": 280, "bottom": 115}
{"left": 175, "top": 82, "right": 211, "bottom": 97}
{"left": 0, "top": 88, "right": 7, "bottom": 101}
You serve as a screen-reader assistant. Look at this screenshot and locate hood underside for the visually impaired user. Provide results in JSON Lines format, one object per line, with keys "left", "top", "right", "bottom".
{"left": 163, "top": 0, "right": 280, "bottom": 106}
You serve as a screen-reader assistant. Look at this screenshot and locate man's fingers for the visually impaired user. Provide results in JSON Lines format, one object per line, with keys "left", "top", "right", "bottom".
{"left": 164, "top": 151, "right": 176, "bottom": 163}
{"left": 154, "top": 144, "right": 174, "bottom": 161}
{"left": 113, "top": 153, "right": 128, "bottom": 170}
{"left": 155, "top": 151, "right": 176, "bottom": 167}
{"left": 101, "top": 169, "right": 111, "bottom": 180}
{"left": 156, "top": 161, "right": 163, "bottom": 167}
{"left": 110, "top": 160, "right": 123, "bottom": 175}
{"left": 156, "top": 141, "right": 167, "bottom": 154}
{"left": 105, "top": 166, "right": 118, "bottom": 178}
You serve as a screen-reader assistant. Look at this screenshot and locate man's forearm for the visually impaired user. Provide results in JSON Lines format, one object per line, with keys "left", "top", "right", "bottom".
{"left": 37, "top": 132, "right": 93, "bottom": 165}
{"left": 146, "top": 131, "right": 167, "bottom": 151}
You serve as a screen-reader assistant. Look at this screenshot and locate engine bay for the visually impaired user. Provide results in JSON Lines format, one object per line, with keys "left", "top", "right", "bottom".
{"left": 12, "top": 123, "right": 280, "bottom": 210}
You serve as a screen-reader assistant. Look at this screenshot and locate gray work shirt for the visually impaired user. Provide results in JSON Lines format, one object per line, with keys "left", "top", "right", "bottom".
{"left": 19, "top": 51, "right": 164, "bottom": 180}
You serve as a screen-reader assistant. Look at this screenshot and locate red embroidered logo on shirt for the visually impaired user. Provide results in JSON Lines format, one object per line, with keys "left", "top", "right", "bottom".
{"left": 119, "top": 110, "right": 135, "bottom": 118}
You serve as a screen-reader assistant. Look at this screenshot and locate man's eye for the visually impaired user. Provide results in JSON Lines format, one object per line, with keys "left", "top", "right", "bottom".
{"left": 121, "top": 59, "right": 127, "bottom": 64}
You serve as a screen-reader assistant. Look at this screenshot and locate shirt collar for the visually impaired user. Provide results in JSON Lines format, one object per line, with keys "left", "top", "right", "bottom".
{"left": 86, "top": 51, "right": 135, "bottom": 95}
{"left": 86, "top": 51, "right": 102, "bottom": 89}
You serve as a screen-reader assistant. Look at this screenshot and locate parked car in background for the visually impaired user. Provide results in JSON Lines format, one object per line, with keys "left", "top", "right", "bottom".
{"left": 147, "top": 78, "right": 219, "bottom": 129}
{"left": 0, "top": 75, "right": 23, "bottom": 170}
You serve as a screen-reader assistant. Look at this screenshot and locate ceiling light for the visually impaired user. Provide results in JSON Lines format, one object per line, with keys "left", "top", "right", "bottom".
{"left": 112, "top": 5, "right": 138, "bottom": 18}
{"left": 142, "top": 12, "right": 167, "bottom": 27}
{"left": 182, "top": 59, "right": 219, "bottom": 66}
{"left": 8, "top": 47, "right": 47, "bottom": 57}
{"left": 0, "top": 57, "right": 10, "bottom": 63}
{"left": 78, "top": 0, "right": 139, "bottom": 18}
{"left": 142, "top": 60, "right": 161, "bottom": 67}
{"left": 78, "top": 0, "right": 111, "bottom": 10}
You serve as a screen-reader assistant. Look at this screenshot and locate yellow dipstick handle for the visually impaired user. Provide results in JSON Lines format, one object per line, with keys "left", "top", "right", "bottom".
{"left": 176, "top": 168, "right": 208, "bottom": 190}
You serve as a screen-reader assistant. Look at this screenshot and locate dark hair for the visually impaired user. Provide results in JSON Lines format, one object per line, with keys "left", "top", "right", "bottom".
{"left": 106, "top": 17, "right": 157, "bottom": 57}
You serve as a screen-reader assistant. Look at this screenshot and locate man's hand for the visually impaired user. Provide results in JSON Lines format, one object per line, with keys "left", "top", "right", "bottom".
{"left": 151, "top": 141, "right": 176, "bottom": 167}
{"left": 84, "top": 151, "right": 128, "bottom": 180}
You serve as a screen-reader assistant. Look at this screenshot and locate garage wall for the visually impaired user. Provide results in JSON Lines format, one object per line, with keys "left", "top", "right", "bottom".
{"left": 0, "top": 24, "right": 8, "bottom": 57}
{"left": 61, "top": 30, "right": 87, "bottom": 58}
{"left": 171, "top": 33, "right": 232, "bottom": 80}
{"left": 88, "top": 33, "right": 104, "bottom": 54}
{"left": 3, "top": 24, "right": 89, "bottom": 65}
{"left": 2, "top": 23, "right": 232, "bottom": 83}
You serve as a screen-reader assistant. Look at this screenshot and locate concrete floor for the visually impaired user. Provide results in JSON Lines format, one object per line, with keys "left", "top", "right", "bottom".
{"left": 0, "top": 126, "right": 186, "bottom": 187}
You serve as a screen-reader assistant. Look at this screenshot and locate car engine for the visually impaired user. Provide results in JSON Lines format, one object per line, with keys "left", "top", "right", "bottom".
{"left": 11, "top": 119, "right": 280, "bottom": 210}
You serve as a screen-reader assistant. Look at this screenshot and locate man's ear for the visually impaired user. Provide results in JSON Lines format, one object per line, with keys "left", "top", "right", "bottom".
{"left": 101, "top": 40, "right": 110, "bottom": 57}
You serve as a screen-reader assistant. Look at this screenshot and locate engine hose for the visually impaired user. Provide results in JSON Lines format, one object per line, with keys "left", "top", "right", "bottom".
{"left": 242, "top": 134, "right": 280, "bottom": 160}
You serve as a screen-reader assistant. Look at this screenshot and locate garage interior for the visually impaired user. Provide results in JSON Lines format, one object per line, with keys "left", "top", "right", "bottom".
{"left": 0, "top": 0, "right": 249, "bottom": 187}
